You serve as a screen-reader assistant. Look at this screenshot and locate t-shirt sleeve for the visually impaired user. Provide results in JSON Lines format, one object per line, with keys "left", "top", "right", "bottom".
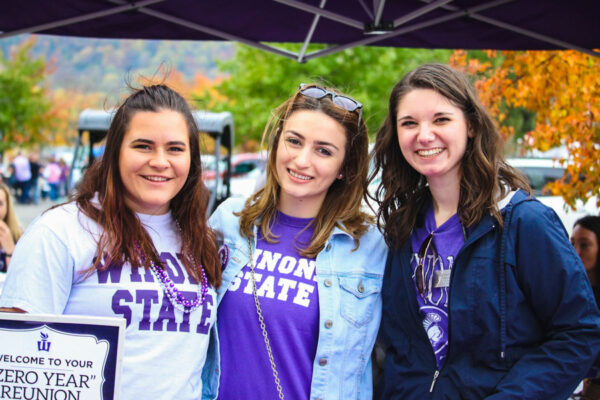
{"left": 0, "top": 222, "right": 74, "bottom": 314}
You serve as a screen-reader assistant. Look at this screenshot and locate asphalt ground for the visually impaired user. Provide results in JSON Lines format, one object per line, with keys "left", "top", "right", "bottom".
{"left": 13, "top": 198, "right": 61, "bottom": 230}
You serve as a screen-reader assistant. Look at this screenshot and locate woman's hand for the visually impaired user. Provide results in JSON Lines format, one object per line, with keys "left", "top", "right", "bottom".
{"left": 0, "top": 220, "right": 15, "bottom": 255}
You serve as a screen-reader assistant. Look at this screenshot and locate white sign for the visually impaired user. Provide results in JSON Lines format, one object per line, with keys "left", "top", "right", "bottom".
{"left": 0, "top": 314, "right": 125, "bottom": 400}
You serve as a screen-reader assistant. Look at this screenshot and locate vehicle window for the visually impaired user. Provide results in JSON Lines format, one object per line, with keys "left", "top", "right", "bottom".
{"left": 516, "top": 166, "right": 564, "bottom": 196}
{"left": 234, "top": 162, "right": 256, "bottom": 175}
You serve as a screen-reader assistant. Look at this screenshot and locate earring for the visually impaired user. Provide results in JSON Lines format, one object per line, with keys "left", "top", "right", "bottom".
{"left": 337, "top": 173, "right": 343, "bottom": 179}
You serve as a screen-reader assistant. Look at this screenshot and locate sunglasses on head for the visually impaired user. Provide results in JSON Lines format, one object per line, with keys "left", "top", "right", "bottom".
{"left": 299, "top": 83, "right": 363, "bottom": 127}
{"left": 415, "top": 232, "right": 436, "bottom": 297}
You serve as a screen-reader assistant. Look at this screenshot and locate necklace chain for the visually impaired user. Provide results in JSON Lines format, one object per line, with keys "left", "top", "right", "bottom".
{"left": 147, "top": 259, "right": 209, "bottom": 313}
{"left": 136, "top": 220, "right": 209, "bottom": 313}
{"left": 248, "top": 237, "right": 285, "bottom": 400}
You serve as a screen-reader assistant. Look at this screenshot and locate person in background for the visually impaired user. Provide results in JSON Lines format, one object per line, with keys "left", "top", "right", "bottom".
{"left": 5, "top": 161, "right": 15, "bottom": 193}
{"left": 0, "top": 84, "right": 222, "bottom": 399}
{"left": 204, "top": 83, "right": 386, "bottom": 400}
{"left": 0, "top": 183, "right": 22, "bottom": 272}
{"left": 43, "top": 155, "right": 62, "bottom": 201}
{"left": 58, "top": 157, "right": 70, "bottom": 198}
{"left": 28, "top": 151, "right": 42, "bottom": 205}
{"left": 12, "top": 151, "right": 31, "bottom": 204}
{"left": 572, "top": 216, "right": 600, "bottom": 305}
{"left": 571, "top": 216, "right": 600, "bottom": 399}
{"left": 371, "top": 63, "right": 600, "bottom": 399}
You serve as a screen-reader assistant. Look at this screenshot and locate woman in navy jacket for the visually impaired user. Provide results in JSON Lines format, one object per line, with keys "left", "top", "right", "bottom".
{"left": 370, "top": 63, "right": 600, "bottom": 399}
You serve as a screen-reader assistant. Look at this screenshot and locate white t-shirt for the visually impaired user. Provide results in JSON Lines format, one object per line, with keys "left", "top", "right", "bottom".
{"left": 0, "top": 202, "right": 217, "bottom": 399}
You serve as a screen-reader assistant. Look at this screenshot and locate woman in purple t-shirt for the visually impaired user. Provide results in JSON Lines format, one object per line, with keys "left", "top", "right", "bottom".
{"left": 370, "top": 63, "right": 600, "bottom": 399}
{"left": 206, "top": 84, "right": 387, "bottom": 399}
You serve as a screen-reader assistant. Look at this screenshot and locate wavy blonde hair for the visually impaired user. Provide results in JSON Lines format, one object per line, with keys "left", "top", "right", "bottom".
{"left": 0, "top": 183, "right": 22, "bottom": 243}
{"left": 238, "top": 85, "right": 372, "bottom": 257}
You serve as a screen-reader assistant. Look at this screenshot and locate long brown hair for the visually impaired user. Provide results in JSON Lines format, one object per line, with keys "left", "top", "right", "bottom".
{"left": 75, "top": 84, "right": 221, "bottom": 287}
{"left": 0, "top": 183, "right": 22, "bottom": 243}
{"left": 370, "top": 63, "right": 530, "bottom": 248}
{"left": 239, "top": 84, "right": 372, "bottom": 257}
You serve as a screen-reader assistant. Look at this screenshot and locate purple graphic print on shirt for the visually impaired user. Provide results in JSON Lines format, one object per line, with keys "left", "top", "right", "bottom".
{"left": 217, "top": 212, "right": 319, "bottom": 399}
{"left": 411, "top": 205, "right": 465, "bottom": 370}
{"left": 96, "top": 251, "right": 215, "bottom": 334}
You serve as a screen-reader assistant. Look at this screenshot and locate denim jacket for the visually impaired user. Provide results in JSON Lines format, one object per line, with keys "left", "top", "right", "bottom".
{"left": 202, "top": 197, "right": 387, "bottom": 400}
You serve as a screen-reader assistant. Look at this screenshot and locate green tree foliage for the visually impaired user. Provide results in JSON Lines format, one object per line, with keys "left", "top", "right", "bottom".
{"left": 194, "top": 44, "right": 451, "bottom": 146}
{"left": 0, "top": 38, "right": 54, "bottom": 152}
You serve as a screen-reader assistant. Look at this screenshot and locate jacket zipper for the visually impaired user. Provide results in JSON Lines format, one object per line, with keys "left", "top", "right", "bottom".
{"left": 426, "top": 221, "right": 496, "bottom": 395}
{"left": 429, "top": 370, "right": 440, "bottom": 392}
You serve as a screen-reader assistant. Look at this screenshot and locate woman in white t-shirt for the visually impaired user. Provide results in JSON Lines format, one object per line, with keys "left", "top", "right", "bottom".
{"left": 0, "top": 84, "right": 222, "bottom": 399}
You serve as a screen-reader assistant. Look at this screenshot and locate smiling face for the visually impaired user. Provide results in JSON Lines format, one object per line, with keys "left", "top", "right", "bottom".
{"left": 396, "top": 88, "right": 470, "bottom": 190}
{"left": 119, "top": 109, "right": 191, "bottom": 215}
{"left": 275, "top": 110, "right": 347, "bottom": 218}
{"left": 571, "top": 224, "right": 599, "bottom": 273}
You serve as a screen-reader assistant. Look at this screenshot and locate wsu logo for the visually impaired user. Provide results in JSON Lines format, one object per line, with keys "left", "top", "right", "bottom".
{"left": 37, "top": 331, "right": 51, "bottom": 352}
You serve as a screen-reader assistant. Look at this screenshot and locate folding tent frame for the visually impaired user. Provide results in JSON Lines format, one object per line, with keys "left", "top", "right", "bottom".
{"left": 1, "top": 0, "right": 598, "bottom": 62}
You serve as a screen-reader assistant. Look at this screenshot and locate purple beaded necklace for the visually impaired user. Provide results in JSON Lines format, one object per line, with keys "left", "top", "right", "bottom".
{"left": 137, "top": 241, "right": 209, "bottom": 314}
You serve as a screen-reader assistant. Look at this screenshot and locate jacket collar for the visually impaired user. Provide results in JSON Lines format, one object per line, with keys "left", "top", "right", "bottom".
{"left": 500, "top": 188, "right": 532, "bottom": 215}
{"left": 331, "top": 223, "right": 354, "bottom": 239}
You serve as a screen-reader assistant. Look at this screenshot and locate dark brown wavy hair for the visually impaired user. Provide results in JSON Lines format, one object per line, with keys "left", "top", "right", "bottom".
{"left": 370, "top": 63, "right": 530, "bottom": 248}
{"left": 238, "top": 84, "right": 372, "bottom": 257}
{"left": 573, "top": 216, "right": 600, "bottom": 287}
{"left": 75, "top": 84, "right": 221, "bottom": 287}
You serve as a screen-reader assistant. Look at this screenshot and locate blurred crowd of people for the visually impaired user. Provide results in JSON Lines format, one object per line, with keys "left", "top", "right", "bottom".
{"left": 0, "top": 150, "right": 71, "bottom": 205}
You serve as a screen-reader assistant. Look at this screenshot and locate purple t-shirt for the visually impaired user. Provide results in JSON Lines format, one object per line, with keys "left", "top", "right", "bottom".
{"left": 411, "top": 205, "right": 465, "bottom": 370}
{"left": 217, "top": 212, "right": 319, "bottom": 399}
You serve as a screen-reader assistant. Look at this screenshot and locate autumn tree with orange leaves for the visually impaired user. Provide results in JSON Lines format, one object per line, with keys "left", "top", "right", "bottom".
{"left": 451, "top": 50, "right": 600, "bottom": 208}
{"left": 46, "top": 88, "right": 105, "bottom": 146}
{"left": 0, "top": 37, "right": 57, "bottom": 152}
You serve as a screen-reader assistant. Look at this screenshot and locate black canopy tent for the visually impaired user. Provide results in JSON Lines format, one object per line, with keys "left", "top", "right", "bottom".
{"left": 1, "top": 0, "right": 599, "bottom": 62}
{"left": 76, "top": 108, "right": 234, "bottom": 211}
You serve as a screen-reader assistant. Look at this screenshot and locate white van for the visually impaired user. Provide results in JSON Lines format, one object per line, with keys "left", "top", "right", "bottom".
{"left": 507, "top": 157, "right": 599, "bottom": 235}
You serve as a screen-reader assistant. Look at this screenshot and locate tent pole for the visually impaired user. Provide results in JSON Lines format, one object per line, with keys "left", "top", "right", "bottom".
{"left": 273, "top": 0, "right": 363, "bottom": 30}
{"left": 422, "top": 0, "right": 600, "bottom": 58}
{"left": 93, "top": 0, "right": 299, "bottom": 60}
{"left": 304, "top": 9, "right": 470, "bottom": 60}
{"left": 106, "top": 2, "right": 299, "bottom": 60}
{"left": 394, "top": 0, "right": 453, "bottom": 28}
{"left": 358, "top": 0, "right": 374, "bottom": 20}
{"left": 139, "top": 9, "right": 298, "bottom": 60}
{"left": 373, "top": 0, "right": 386, "bottom": 26}
{"left": 298, "top": 0, "right": 327, "bottom": 63}
{"left": 304, "top": 0, "right": 517, "bottom": 61}
{"left": 0, "top": 0, "right": 166, "bottom": 39}
{"left": 470, "top": 14, "right": 600, "bottom": 59}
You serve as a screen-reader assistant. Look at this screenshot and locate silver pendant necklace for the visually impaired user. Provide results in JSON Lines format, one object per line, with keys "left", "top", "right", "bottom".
{"left": 247, "top": 237, "right": 285, "bottom": 400}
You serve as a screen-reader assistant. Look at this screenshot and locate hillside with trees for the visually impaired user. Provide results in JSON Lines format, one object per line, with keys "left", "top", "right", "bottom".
{"left": 0, "top": 34, "right": 233, "bottom": 147}
{"left": 0, "top": 34, "right": 234, "bottom": 95}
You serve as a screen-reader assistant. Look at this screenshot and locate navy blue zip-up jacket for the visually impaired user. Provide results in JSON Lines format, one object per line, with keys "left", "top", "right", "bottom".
{"left": 378, "top": 190, "right": 600, "bottom": 399}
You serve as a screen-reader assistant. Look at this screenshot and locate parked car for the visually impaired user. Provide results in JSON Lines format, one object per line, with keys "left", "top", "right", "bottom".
{"left": 507, "top": 157, "right": 598, "bottom": 235}
{"left": 365, "top": 154, "right": 598, "bottom": 234}
{"left": 203, "top": 152, "right": 266, "bottom": 199}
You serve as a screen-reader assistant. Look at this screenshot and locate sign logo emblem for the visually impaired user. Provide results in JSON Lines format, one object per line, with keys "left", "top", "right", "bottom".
{"left": 37, "top": 331, "right": 51, "bottom": 352}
